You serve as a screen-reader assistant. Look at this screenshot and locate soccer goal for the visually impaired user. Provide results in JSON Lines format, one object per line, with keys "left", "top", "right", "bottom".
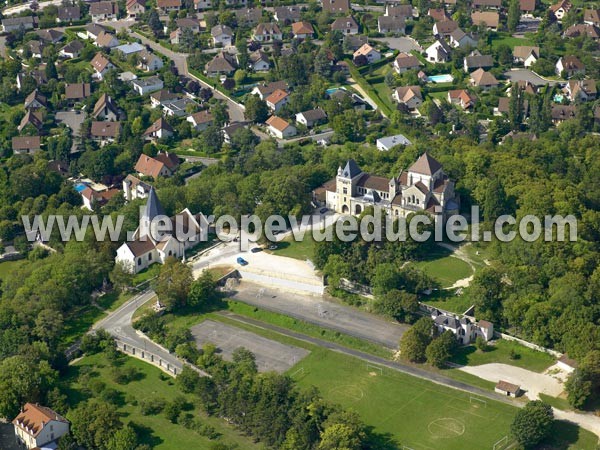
{"left": 492, "top": 435, "right": 512, "bottom": 450}
{"left": 470, "top": 396, "right": 488, "bottom": 408}
{"left": 291, "top": 367, "right": 305, "bottom": 378}
{"left": 366, "top": 364, "right": 383, "bottom": 375}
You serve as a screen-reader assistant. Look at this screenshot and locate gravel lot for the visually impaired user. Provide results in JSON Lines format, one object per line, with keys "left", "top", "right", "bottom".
{"left": 191, "top": 320, "right": 310, "bottom": 373}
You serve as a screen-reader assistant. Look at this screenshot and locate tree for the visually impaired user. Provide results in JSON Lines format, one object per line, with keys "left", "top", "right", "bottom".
{"left": 565, "top": 350, "right": 600, "bottom": 408}
{"left": 107, "top": 424, "right": 139, "bottom": 450}
{"left": 148, "top": 9, "right": 162, "bottom": 37}
{"left": 374, "top": 289, "right": 419, "bottom": 323}
{"left": 109, "top": 261, "right": 133, "bottom": 291}
{"left": 475, "top": 336, "right": 489, "bottom": 352}
{"left": 176, "top": 365, "right": 201, "bottom": 393}
{"left": 511, "top": 400, "right": 554, "bottom": 448}
{"left": 507, "top": 0, "right": 520, "bottom": 32}
{"left": 399, "top": 317, "right": 433, "bottom": 363}
{"left": 426, "top": 330, "right": 457, "bottom": 368}
{"left": 154, "top": 257, "right": 193, "bottom": 309}
{"left": 508, "top": 83, "right": 523, "bottom": 130}
{"left": 244, "top": 94, "right": 269, "bottom": 123}
{"left": 69, "top": 399, "right": 122, "bottom": 450}
{"left": 188, "top": 271, "right": 219, "bottom": 307}
{"left": 318, "top": 423, "right": 363, "bottom": 450}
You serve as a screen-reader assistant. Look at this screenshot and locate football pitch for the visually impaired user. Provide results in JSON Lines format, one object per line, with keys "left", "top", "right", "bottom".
{"left": 290, "top": 350, "right": 518, "bottom": 450}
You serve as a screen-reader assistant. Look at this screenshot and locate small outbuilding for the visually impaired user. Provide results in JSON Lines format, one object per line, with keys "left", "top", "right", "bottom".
{"left": 495, "top": 380, "right": 521, "bottom": 397}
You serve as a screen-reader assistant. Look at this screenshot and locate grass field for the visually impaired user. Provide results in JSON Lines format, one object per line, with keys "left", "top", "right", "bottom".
{"left": 450, "top": 339, "right": 556, "bottom": 373}
{"left": 290, "top": 349, "right": 598, "bottom": 449}
{"left": 412, "top": 246, "right": 473, "bottom": 288}
{"left": 62, "top": 353, "right": 262, "bottom": 450}
{"left": 421, "top": 289, "right": 475, "bottom": 315}
{"left": 491, "top": 34, "right": 534, "bottom": 49}
{"left": 271, "top": 234, "right": 316, "bottom": 261}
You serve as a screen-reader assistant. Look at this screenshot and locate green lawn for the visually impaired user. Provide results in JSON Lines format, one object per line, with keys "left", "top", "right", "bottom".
{"left": 421, "top": 289, "right": 475, "bottom": 315}
{"left": 450, "top": 339, "right": 556, "bottom": 373}
{"left": 0, "top": 259, "right": 27, "bottom": 280}
{"left": 62, "top": 353, "right": 262, "bottom": 450}
{"left": 270, "top": 234, "right": 316, "bottom": 261}
{"left": 411, "top": 246, "right": 473, "bottom": 288}
{"left": 490, "top": 34, "right": 533, "bottom": 49}
{"left": 539, "top": 393, "right": 573, "bottom": 411}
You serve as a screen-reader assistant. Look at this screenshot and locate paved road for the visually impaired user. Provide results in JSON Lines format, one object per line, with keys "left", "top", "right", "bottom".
{"left": 229, "top": 282, "right": 408, "bottom": 348}
{"left": 2, "top": 0, "right": 63, "bottom": 15}
{"left": 129, "top": 30, "right": 246, "bottom": 123}
{"left": 218, "top": 311, "right": 517, "bottom": 406}
{"left": 504, "top": 69, "right": 560, "bottom": 87}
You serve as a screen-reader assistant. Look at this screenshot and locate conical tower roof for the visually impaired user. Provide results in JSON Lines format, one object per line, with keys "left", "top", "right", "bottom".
{"left": 142, "top": 187, "right": 165, "bottom": 222}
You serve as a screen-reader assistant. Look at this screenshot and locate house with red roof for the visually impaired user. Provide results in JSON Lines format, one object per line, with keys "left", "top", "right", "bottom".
{"left": 13, "top": 403, "right": 69, "bottom": 449}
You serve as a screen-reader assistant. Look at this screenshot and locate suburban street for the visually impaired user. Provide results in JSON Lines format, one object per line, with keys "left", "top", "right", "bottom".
{"left": 503, "top": 68, "right": 560, "bottom": 86}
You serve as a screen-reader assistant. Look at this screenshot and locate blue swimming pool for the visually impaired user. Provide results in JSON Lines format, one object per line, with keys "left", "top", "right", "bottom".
{"left": 427, "top": 74, "right": 454, "bottom": 83}
{"left": 326, "top": 87, "right": 342, "bottom": 95}
{"left": 74, "top": 183, "right": 87, "bottom": 193}
{"left": 553, "top": 94, "right": 564, "bottom": 103}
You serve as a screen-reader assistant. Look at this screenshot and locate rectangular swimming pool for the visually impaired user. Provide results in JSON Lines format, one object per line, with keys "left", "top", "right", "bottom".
{"left": 427, "top": 74, "right": 454, "bottom": 83}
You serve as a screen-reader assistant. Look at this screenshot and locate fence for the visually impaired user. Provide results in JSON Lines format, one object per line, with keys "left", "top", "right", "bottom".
{"left": 495, "top": 332, "right": 562, "bottom": 358}
{"left": 115, "top": 339, "right": 180, "bottom": 376}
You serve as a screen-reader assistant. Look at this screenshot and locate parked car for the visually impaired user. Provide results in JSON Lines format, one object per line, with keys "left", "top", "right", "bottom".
{"left": 250, "top": 247, "right": 262, "bottom": 253}
{"left": 268, "top": 244, "right": 277, "bottom": 250}
{"left": 320, "top": 207, "right": 328, "bottom": 214}
{"left": 236, "top": 257, "right": 248, "bottom": 265}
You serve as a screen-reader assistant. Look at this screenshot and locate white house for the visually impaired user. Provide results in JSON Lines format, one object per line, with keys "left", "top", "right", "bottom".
{"left": 549, "top": 0, "right": 571, "bottom": 20}
{"left": 138, "top": 51, "right": 164, "bottom": 72}
{"left": 295, "top": 108, "right": 327, "bottom": 128}
{"left": 449, "top": 28, "right": 478, "bottom": 48}
{"left": 89, "top": 1, "right": 118, "bottom": 22}
{"left": 186, "top": 110, "right": 214, "bottom": 131}
{"left": 353, "top": 43, "right": 381, "bottom": 64}
{"left": 425, "top": 39, "right": 451, "bottom": 63}
{"left": 252, "top": 23, "right": 282, "bottom": 42}
{"left": 431, "top": 309, "right": 494, "bottom": 344}
{"left": 376, "top": 134, "right": 412, "bottom": 151}
{"left": 495, "top": 380, "right": 522, "bottom": 397}
{"left": 90, "top": 52, "right": 115, "bottom": 80}
{"left": 211, "top": 24, "right": 233, "bottom": 47}
{"left": 123, "top": 174, "right": 151, "bottom": 201}
{"left": 115, "top": 189, "right": 209, "bottom": 273}
{"left": 556, "top": 55, "right": 585, "bottom": 78}
{"left": 393, "top": 52, "right": 421, "bottom": 73}
{"left": 131, "top": 76, "right": 164, "bottom": 95}
{"left": 143, "top": 117, "right": 174, "bottom": 140}
{"left": 265, "top": 89, "right": 289, "bottom": 112}
{"left": 392, "top": 85, "right": 423, "bottom": 109}
{"left": 13, "top": 403, "right": 70, "bottom": 450}
{"left": 248, "top": 50, "right": 270, "bottom": 71}
{"left": 266, "top": 115, "right": 297, "bottom": 139}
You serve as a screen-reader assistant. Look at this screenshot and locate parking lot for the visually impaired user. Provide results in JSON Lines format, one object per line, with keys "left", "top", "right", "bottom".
{"left": 190, "top": 320, "right": 310, "bottom": 373}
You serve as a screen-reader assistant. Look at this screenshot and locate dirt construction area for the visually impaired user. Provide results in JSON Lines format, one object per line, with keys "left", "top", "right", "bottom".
{"left": 190, "top": 320, "right": 310, "bottom": 373}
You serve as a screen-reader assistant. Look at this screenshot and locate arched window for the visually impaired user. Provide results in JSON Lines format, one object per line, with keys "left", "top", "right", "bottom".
{"left": 168, "top": 250, "right": 172, "bottom": 256}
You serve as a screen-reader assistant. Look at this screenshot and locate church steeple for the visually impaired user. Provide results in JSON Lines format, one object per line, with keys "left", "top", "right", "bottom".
{"left": 140, "top": 188, "right": 166, "bottom": 240}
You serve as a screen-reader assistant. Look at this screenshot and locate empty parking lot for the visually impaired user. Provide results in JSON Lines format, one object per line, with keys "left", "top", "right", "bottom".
{"left": 191, "top": 320, "right": 310, "bottom": 373}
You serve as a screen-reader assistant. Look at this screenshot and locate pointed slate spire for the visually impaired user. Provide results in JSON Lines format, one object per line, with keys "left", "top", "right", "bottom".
{"left": 341, "top": 159, "right": 361, "bottom": 179}
{"left": 142, "top": 187, "right": 165, "bottom": 223}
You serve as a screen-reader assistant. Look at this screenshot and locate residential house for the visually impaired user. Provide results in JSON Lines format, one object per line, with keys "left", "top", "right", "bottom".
{"left": 143, "top": 117, "right": 174, "bottom": 140}
{"left": 513, "top": 45, "right": 539, "bottom": 67}
{"left": 266, "top": 89, "right": 290, "bottom": 112}
{"left": 132, "top": 76, "right": 164, "bottom": 95}
{"left": 329, "top": 89, "right": 367, "bottom": 110}
{"left": 211, "top": 25, "right": 233, "bottom": 47}
{"left": 2, "top": 16, "right": 37, "bottom": 32}
{"left": 376, "top": 134, "right": 412, "bottom": 151}
{"left": 450, "top": 28, "right": 478, "bottom": 48}
{"left": 92, "top": 93, "right": 119, "bottom": 120}
{"left": 90, "top": 52, "right": 114, "bottom": 80}
{"left": 138, "top": 51, "right": 164, "bottom": 71}
{"left": 378, "top": 15, "right": 405, "bottom": 34}
{"left": 90, "top": 1, "right": 118, "bottom": 22}
{"left": 25, "top": 40, "right": 45, "bottom": 59}
{"left": 65, "top": 83, "right": 92, "bottom": 103}
{"left": 556, "top": 55, "right": 585, "bottom": 78}
{"left": 95, "top": 31, "right": 119, "bottom": 48}
{"left": 520, "top": 0, "right": 536, "bottom": 13}
{"left": 36, "top": 29, "right": 64, "bottom": 43}
{"left": 157, "top": 0, "right": 182, "bottom": 12}
{"left": 495, "top": 97, "right": 529, "bottom": 117}
{"left": 194, "top": 0, "right": 212, "bottom": 10}
{"left": 186, "top": 110, "right": 214, "bottom": 131}
{"left": 292, "top": 21, "right": 315, "bottom": 39}
{"left": 564, "top": 79, "right": 597, "bottom": 101}
{"left": 392, "top": 85, "right": 423, "bottom": 109}
{"left": 343, "top": 34, "right": 368, "bottom": 51}
{"left": 448, "top": 89, "right": 476, "bottom": 109}
{"left": 222, "top": 122, "right": 246, "bottom": 143}
{"left": 135, "top": 152, "right": 180, "bottom": 178}
{"left": 425, "top": 39, "right": 451, "bottom": 63}
{"left": 428, "top": 8, "right": 448, "bottom": 22}
{"left": 251, "top": 81, "right": 289, "bottom": 100}
{"left": 81, "top": 185, "right": 119, "bottom": 210}
{"left": 322, "top": 0, "right": 350, "bottom": 14}
{"left": 85, "top": 24, "right": 107, "bottom": 41}
{"left": 471, "top": 11, "right": 499, "bottom": 30}
{"left": 463, "top": 52, "right": 493, "bottom": 72}
{"left": 557, "top": 354, "right": 579, "bottom": 373}
{"left": 16, "top": 69, "right": 47, "bottom": 91}
{"left": 296, "top": 108, "right": 327, "bottom": 127}
{"left": 123, "top": 174, "right": 151, "bottom": 201}
{"left": 393, "top": 52, "right": 421, "bottom": 73}
{"left": 274, "top": 6, "right": 301, "bottom": 23}
{"left": 162, "top": 98, "right": 198, "bottom": 117}
{"left": 59, "top": 40, "right": 84, "bottom": 58}
{"left": 12, "top": 136, "right": 41, "bottom": 154}
{"left": 495, "top": 381, "right": 522, "bottom": 397}
{"left": 266, "top": 115, "right": 297, "bottom": 139}
{"left": 584, "top": 9, "right": 600, "bottom": 26}
{"left": 353, "top": 43, "right": 381, "bottom": 64}
{"left": 551, "top": 104, "right": 577, "bottom": 124}
{"left": 18, "top": 111, "right": 44, "bottom": 133}
{"left": 176, "top": 17, "right": 201, "bottom": 33}
{"left": 56, "top": 6, "right": 81, "bottom": 23}
{"left": 115, "top": 189, "right": 208, "bottom": 273}
{"left": 331, "top": 17, "right": 359, "bottom": 35}
{"left": 431, "top": 309, "right": 494, "bottom": 344}
{"left": 150, "top": 89, "right": 178, "bottom": 108}
{"left": 126, "top": 0, "right": 145, "bottom": 18}
{"left": 236, "top": 8, "right": 262, "bottom": 26}
{"left": 253, "top": 23, "right": 282, "bottom": 42}
{"left": 470, "top": 68, "right": 498, "bottom": 90}
{"left": 114, "top": 42, "right": 145, "bottom": 56}
{"left": 13, "top": 403, "right": 69, "bottom": 450}
{"left": 248, "top": 50, "right": 270, "bottom": 71}
{"left": 549, "top": 0, "right": 571, "bottom": 20}
{"left": 315, "top": 153, "right": 458, "bottom": 222}
{"left": 433, "top": 19, "right": 458, "bottom": 37}
{"left": 90, "top": 121, "right": 121, "bottom": 144}
{"left": 471, "top": 0, "right": 502, "bottom": 9}
{"left": 24, "top": 90, "right": 47, "bottom": 110}
{"left": 205, "top": 52, "right": 237, "bottom": 76}
{"left": 386, "top": 4, "right": 413, "bottom": 17}
{"left": 564, "top": 24, "right": 600, "bottom": 39}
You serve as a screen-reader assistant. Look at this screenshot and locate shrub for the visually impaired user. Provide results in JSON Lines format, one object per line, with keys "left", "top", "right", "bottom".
{"left": 140, "top": 397, "right": 166, "bottom": 415}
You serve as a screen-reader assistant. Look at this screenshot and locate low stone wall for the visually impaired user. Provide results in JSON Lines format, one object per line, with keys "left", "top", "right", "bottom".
{"left": 116, "top": 340, "right": 180, "bottom": 376}
{"left": 495, "top": 332, "right": 562, "bottom": 358}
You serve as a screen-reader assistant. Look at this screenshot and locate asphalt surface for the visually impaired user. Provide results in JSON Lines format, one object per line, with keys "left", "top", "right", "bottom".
{"left": 229, "top": 282, "right": 408, "bottom": 349}
{"left": 218, "top": 311, "right": 517, "bottom": 407}
{"left": 503, "top": 68, "right": 560, "bottom": 87}
{"left": 191, "top": 319, "right": 309, "bottom": 372}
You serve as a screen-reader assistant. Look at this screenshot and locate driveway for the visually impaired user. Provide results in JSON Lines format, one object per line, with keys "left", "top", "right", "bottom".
{"left": 229, "top": 281, "right": 408, "bottom": 348}
{"left": 504, "top": 69, "right": 560, "bottom": 87}
{"left": 55, "top": 110, "right": 85, "bottom": 153}
{"left": 190, "top": 319, "right": 309, "bottom": 372}
{"left": 373, "top": 36, "right": 422, "bottom": 53}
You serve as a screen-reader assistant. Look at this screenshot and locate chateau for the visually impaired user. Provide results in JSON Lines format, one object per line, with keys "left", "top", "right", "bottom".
{"left": 314, "top": 153, "right": 459, "bottom": 221}
{"left": 115, "top": 188, "right": 209, "bottom": 273}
